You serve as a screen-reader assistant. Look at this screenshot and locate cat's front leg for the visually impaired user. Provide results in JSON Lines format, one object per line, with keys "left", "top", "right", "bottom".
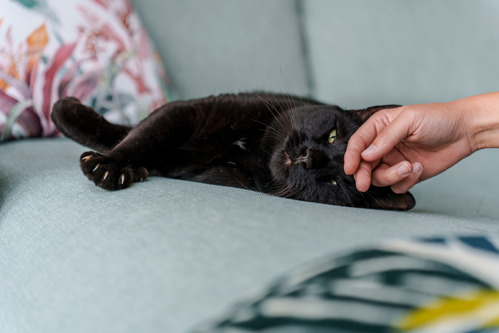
{"left": 79, "top": 151, "right": 149, "bottom": 190}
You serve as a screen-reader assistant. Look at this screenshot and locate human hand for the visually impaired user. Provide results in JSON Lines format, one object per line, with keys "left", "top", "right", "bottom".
{"left": 344, "top": 101, "right": 476, "bottom": 193}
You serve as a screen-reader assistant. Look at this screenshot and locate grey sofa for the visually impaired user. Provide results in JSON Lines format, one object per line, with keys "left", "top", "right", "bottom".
{"left": 1, "top": 1, "right": 498, "bottom": 332}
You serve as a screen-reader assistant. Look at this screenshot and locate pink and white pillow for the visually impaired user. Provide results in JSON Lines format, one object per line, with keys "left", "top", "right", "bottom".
{"left": 0, "top": 0, "right": 172, "bottom": 141}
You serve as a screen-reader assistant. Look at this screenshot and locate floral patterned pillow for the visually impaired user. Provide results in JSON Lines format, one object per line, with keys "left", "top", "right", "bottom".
{"left": 0, "top": 0, "right": 172, "bottom": 141}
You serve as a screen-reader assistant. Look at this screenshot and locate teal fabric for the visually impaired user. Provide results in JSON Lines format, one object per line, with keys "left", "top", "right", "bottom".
{"left": 131, "top": 0, "right": 309, "bottom": 99}
{"left": 411, "top": 149, "right": 499, "bottom": 222}
{"left": 303, "top": 0, "right": 499, "bottom": 108}
{"left": 0, "top": 139, "right": 498, "bottom": 333}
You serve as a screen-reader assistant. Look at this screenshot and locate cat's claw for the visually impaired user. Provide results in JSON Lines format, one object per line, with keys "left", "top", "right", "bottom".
{"left": 79, "top": 151, "right": 149, "bottom": 191}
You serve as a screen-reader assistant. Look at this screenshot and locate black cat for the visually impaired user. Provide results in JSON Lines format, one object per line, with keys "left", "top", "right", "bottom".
{"left": 51, "top": 93, "right": 415, "bottom": 210}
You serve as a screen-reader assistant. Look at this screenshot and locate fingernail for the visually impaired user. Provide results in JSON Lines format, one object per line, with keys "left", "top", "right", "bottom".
{"left": 413, "top": 163, "right": 423, "bottom": 174}
{"left": 362, "top": 145, "right": 377, "bottom": 156}
{"left": 397, "top": 164, "right": 411, "bottom": 177}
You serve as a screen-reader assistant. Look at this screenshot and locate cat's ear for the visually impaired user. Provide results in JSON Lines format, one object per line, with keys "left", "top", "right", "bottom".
{"left": 366, "top": 188, "right": 416, "bottom": 211}
{"left": 352, "top": 104, "right": 401, "bottom": 123}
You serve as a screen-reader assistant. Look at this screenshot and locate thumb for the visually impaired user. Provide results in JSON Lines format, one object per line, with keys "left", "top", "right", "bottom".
{"left": 361, "top": 111, "right": 414, "bottom": 162}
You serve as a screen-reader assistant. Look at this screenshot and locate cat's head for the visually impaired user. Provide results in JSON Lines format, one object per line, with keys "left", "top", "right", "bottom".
{"left": 262, "top": 104, "right": 415, "bottom": 210}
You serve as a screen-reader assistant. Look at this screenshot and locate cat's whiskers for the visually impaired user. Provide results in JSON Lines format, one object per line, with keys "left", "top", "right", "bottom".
{"left": 270, "top": 186, "right": 295, "bottom": 198}
{"left": 277, "top": 68, "right": 299, "bottom": 110}
{"left": 337, "top": 184, "right": 355, "bottom": 207}
{"left": 264, "top": 179, "right": 284, "bottom": 194}
{"left": 280, "top": 66, "right": 301, "bottom": 106}
{"left": 288, "top": 107, "right": 299, "bottom": 130}
{"left": 282, "top": 185, "right": 301, "bottom": 199}
{"left": 266, "top": 178, "right": 301, "bottom": 199}
{"left": 270, "top": 93, "right": 298, "bottom": 131}
{"left": 234, "top": 177, "right": 251, "bottom": 191}
{"left": 255, "top": 120, "right": 286, "bottom": 142}
{"left": 257, "top": 94, "right": 296, "bottom": 139}
{"left": 360, "top": 191, "right": 383, "bottom": 209}
{"left": 257, "top": 95, "right": 287, "bottom": 131}
{"left": 269, "top": 93, "right": 295, "bottom": 126}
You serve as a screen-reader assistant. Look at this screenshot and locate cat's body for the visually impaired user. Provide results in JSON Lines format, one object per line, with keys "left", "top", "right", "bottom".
{"left": 51, "top": 93, "right": 415, "bottom": 210}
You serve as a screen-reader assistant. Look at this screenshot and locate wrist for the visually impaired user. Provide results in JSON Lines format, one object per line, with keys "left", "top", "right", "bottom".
{"left": 452, "top": 93, "right": 499, "bottom": 151}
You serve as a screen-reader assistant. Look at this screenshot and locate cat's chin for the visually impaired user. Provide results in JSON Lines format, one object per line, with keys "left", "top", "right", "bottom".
{"left": 268, "top": 177, "right": 416, "bottom": 210}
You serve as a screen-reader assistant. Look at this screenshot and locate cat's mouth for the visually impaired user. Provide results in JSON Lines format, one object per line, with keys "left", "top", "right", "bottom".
{"left": 283, "top": 151, "right": 292, "bottom": 167}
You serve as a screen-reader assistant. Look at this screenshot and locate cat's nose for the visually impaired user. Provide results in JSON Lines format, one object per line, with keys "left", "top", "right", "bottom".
{"left": 295, "top": 149, "right": 327, "bottom": 169}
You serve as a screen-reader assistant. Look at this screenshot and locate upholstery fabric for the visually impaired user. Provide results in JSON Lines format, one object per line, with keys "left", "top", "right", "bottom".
{"left": 130, "top": 0, "right": 309, "bottom": 99}
{"left": 303, "top": 0, "right": 499, "bottom": 108}
{"left": 0, "top": 139, "right": 498, "bottom": 333}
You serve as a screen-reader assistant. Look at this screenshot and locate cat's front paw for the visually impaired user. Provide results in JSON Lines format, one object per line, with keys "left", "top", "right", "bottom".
{"left": 80, "top": 151, "right": 149, "bottom": 191}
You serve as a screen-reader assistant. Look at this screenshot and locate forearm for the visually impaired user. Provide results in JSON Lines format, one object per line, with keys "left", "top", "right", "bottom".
{"left": 450, "top": 92, "right": 499, "bottom": 151}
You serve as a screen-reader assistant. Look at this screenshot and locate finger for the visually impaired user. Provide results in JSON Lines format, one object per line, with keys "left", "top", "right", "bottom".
{"left": 361, "top": 111, "right": 415, "bottom": 162}
{"left": 354, "top": 160, "right": 375, "bottom": 192}
{"left": 344, "top": 135, "right": 368, "bottom": 175}
{"left": 344, "top": 115, "right": 387, "bottom": 175}
{"left": 345, "top": 108, "right": 403, "bottom": 175}
{"left": 391, "top": 162, "right": 424, "bottom": 194}
{"left": 371, "top": 161, "right": 412, "bottom": 187}
{"left": 377, "top": 148, "right": 409, "bottom": 168}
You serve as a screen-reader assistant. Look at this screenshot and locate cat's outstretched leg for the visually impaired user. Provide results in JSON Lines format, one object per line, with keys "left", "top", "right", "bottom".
{"left": 79, "top": 151, "right": 149, "bottom": 190}
{"left": 51, "top": 97, "right": 132, "bottom": 152}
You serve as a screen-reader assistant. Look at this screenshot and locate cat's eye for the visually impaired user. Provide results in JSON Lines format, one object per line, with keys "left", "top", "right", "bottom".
{"left": 328, "top": 129, "right": 337, "bottom": 144}
{"left": 331, "top": 180, "right": 338, "bottom": 186}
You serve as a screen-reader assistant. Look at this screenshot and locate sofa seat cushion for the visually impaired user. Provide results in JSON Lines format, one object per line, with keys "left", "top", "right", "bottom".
{"left": 0, "top": 138, "right": 498, "bottom": 333}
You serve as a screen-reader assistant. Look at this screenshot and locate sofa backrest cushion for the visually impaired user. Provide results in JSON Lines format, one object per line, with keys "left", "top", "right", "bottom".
{"left": 131, "top": 0, "right": 310, "bottom": 99}
{"left": 303, "top": 0, "right": 499, "bottom": 108}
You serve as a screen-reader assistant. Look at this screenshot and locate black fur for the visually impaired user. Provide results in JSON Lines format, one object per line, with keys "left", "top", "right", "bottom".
{"left": 51, "top": 93, "right": 415, "bottom": 210}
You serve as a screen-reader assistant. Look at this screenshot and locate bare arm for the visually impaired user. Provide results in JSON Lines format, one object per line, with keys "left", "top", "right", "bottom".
{"left": 344, "top": 92, "right": 499, "bottom": 193}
